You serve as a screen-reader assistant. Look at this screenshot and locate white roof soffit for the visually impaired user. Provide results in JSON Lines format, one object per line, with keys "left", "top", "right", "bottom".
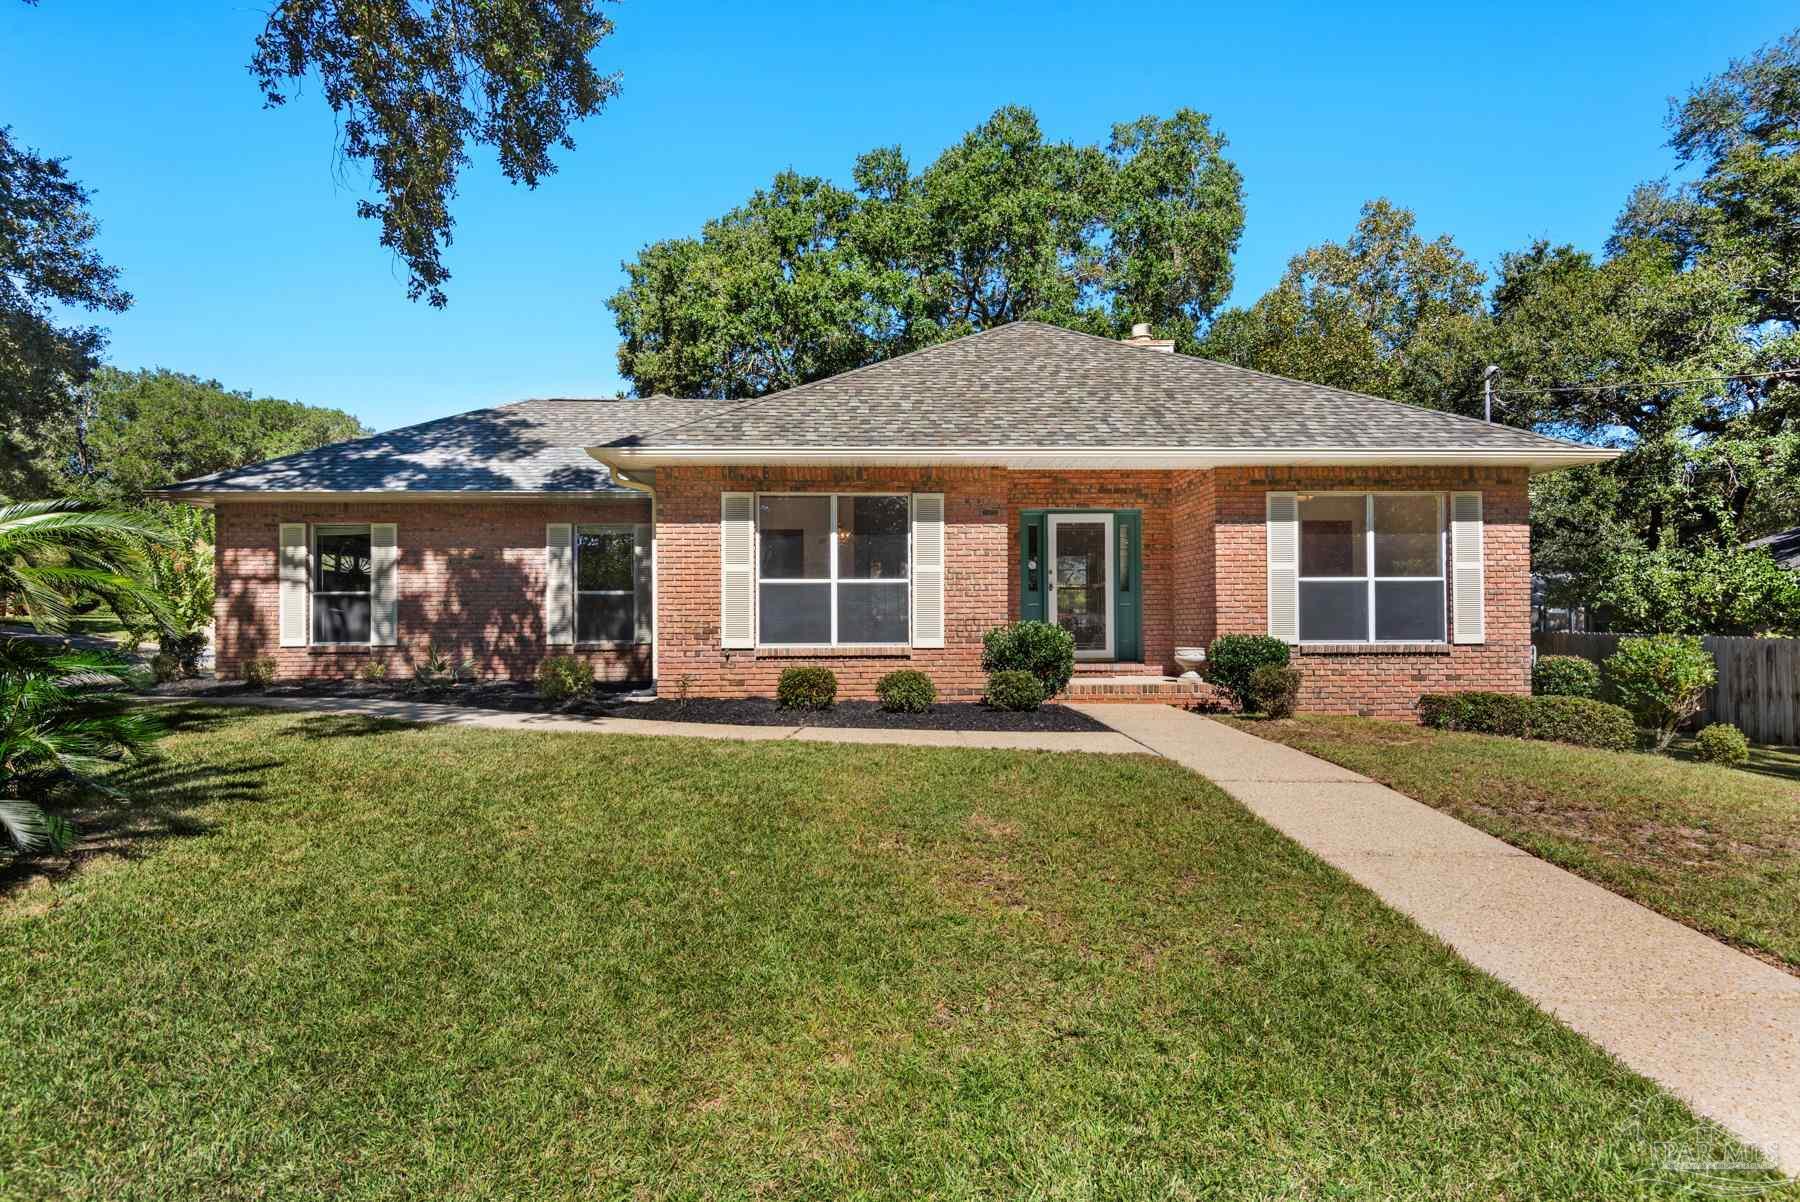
{"left": 588, "top": 445, "right": 1623, "bottom": 473}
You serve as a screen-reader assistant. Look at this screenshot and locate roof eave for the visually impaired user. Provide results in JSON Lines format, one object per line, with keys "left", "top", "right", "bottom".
{"left": 588, "top": 445, "right": 1622, "bottom": 473}
{"left": 147, "top": 487, "right": 635, "bottom": 504}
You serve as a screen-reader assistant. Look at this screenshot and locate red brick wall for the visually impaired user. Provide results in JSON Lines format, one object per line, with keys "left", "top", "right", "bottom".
{"left": 1209, "top": 466, "right": 1532, "bottom": 718}
{"left": 653, "top": 466, "right": 1009, "bottom": 700}
{"left": 1170, "top": 470, "right": 1216, "bottom": 652}
{"left": 213, "top": 498, "right": 652, "bottom": 682}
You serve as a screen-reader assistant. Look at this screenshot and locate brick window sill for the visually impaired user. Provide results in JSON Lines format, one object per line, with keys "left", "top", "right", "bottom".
{"left": 752, "top": 645, "right": 913, "bottom": 659}
{"left": 307, "top": 645, "right": 372, "bottom": 655}
{"left": 1297, "top": 643, "right": 1454, "bottom": 656}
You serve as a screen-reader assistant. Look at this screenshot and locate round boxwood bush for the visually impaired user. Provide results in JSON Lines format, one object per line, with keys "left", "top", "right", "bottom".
{"left": 985, "top": 669, "right": 1045, "bottom": 712}
{"left": 536, "top": 654, "right": 594, "bottom": 704}
{"left": 1603, "top": 635, "right": 1716, "bottom": 751}
{"left": 148, "top": 651, "right": 182, "bottom": 684}
{"left": 1524, "top": 696, "right": 1637, "bottom": 751}
{"left": 1532, "top": 654, "right": 1601, "bottom": 699}
{"left": 981, "top": 620, "right": 1076, "bottom": 696}
{"left": 1246, "top": 664, "right": 1301, "bottom": 718}
{"left": 775, "top": 666, "right": 837, "bottom": 711}
{"left": 1204, "top": 634, "right": 1291, "bottom": 710}
{"left": 242, "top": 656, "right": 277, "bottom": 688}
{"left": 875, "top": 669, "right": 936, "bottom": 713}
{"left": 1693, "top": 722, "right": 1750, "bottom": 766}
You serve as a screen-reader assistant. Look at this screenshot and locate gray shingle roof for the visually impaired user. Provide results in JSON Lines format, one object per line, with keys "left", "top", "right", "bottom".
{"left": 1745, "top": 527, "right": 1800, "bottom": 570}
{"left": 159, "top": 397, "right": 728, "bottom": 495}
{"left": 602, "top": 321, "right": 1603, "bottom": 457}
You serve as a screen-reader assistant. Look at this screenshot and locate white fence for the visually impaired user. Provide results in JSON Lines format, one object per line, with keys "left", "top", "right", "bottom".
{"left": 1532, "top": 632, "right": 1800, "bottom": 746}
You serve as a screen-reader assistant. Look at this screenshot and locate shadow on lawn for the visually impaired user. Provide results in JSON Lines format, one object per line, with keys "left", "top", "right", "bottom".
{"left": 2, "top": 711, "right": 279, "bottom": 900}
{"left": 285, "top": 714, "right": 422, "bottom": 741}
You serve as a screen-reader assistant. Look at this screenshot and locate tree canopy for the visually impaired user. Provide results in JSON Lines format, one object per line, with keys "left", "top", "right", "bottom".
{"left": 16, "top": 368, "right": 370, "bottom": 503}
{"left": 609, "top": 105, "right": 1244, "bottom": 398}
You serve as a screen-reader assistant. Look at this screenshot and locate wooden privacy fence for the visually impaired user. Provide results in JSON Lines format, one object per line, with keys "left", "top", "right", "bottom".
{"left": 1532, "top": 632, "right": 1800, "bottom": 746}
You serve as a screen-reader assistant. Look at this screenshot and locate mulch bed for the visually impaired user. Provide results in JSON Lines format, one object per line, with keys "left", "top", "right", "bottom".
{"left": 153, "top": 678, "right": 1111, "bottom": 733}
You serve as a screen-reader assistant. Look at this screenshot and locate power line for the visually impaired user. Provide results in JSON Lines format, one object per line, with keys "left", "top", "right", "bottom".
{"left": 1495, "top": 367, "right": 1800, "bottom": 396}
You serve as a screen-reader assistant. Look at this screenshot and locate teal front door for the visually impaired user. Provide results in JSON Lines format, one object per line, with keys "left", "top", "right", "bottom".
{"left": 1019, "top": 509, "right": 1142, "bottom": 662}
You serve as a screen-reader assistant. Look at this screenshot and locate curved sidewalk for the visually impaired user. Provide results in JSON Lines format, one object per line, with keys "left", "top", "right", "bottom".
{"left": 1077, "top": 703, "right": 1800, "bottom": 1178}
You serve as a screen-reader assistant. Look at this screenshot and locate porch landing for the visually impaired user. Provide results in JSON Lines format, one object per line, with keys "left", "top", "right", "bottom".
{"left": 1064, "top": 668, "right": 1210, "bottom": 704}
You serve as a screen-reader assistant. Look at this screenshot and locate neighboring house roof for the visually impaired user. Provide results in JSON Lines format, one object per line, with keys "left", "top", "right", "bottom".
{"left": 157, "top": 397, "right": 728, "bottom": 498}
{"left": 1745, "top": 527, "right": 1800, "bottom": 570}
{"left": 596, "top": 321, "right": 1618, "bottom": 471}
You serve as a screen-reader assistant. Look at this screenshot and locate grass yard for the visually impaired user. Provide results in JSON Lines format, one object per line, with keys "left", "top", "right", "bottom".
{"left": 1220, "top": 715, "right": 1800, "bottom": 974}
{"left": 1, "top": 707, "right": 1783, "bottom": 1199}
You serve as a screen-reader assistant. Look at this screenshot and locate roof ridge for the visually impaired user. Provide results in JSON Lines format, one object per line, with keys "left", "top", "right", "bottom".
{"left": 1012, "top": 318, "right": 1601, "bottom": 454}
{"left": 612, "top": 324, "right": 1028, "bottom": 444}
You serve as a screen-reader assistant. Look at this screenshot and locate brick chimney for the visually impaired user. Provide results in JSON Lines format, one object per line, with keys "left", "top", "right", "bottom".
{"left": 1120, "top": 322, "right": 1175, "bottom": 353}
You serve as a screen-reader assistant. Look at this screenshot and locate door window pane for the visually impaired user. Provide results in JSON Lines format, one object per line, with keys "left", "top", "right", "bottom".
{"left": 1376, "top": 581, "right": 1446, "bottom": 641}
{"left": 759, "top": 497, "right": 830, "bottom": 578}
{"left": 1054, "top": 521, "right": 1108, "bottom": 652}
{"left": 1299, "top": 496, "right": 1366, "bottom": 576}
{"left": 577, "top": 594, "right": 634, "bottom": 644}
{"left": 759, "top": 582, "right": 831, "bottom": 644}
{"left": 1374, "top": 496, "right": 1440, "bottom": 576}
{"left": 1299, "top": 580, "right": 1368, "bottom": 642}
{"left": 316, "top": 528, "right": 371, "bottom": 592}
{"left": 837, "top": 583, "right": 909, "bottom": 643}
{"left": 837, "top": 496, "right": 909, "bottom": 579}
{"left": 576, "top": 527, "right": 634, "bottom": 591}
{"left": 313, "top": 595, "right": 371, "bottom": 643}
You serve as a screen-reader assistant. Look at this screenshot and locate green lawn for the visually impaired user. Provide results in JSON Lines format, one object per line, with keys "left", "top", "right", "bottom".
{"left": 1, "top": 707, "right": 1783, "bottom": 1199}
{"left": 1221, "top": 715, "right": 1800, "bottom": 973}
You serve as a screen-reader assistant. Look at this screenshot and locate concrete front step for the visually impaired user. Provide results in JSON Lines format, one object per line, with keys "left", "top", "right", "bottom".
{"left": 1064, "top": 675, "right": 1208, "bottom": 704}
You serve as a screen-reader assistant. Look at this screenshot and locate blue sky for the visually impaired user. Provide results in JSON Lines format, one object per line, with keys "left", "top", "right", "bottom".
{"left": 4, "top": 2, "right": 1794, "bottom": 432}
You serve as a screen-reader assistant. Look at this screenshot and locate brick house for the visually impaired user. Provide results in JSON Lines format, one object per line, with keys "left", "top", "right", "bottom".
{"left": 162, "top": 322, "right": 1615, "bottom": 717}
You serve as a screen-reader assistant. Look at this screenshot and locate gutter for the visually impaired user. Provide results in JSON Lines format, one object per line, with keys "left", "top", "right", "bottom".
{"left": 586, "top": 445, "right": 1622, "bottom": 474}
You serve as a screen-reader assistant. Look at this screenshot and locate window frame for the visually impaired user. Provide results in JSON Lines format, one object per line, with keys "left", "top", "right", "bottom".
{"left": 754, "top": 491, "right": 912, "bottom": 647}
{"left": 573, "top": 523, "right": 638, "bottom": 647}
{"left": 1296, "top": 491, "right": 1447, "bottom": 645}
{"left": 310, "top": 522, "right": 374, "bottom": 646}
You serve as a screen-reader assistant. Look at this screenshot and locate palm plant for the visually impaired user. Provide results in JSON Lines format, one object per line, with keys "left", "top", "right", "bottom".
{"left": 0, "top": 640, "right": 164, "bottom": 857}
{"left": 0, "top": 496, "right": 173, "bottom": 634}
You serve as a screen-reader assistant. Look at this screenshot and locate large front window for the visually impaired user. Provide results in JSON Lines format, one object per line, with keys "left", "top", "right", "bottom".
{"left": 312, "top": 524, "right": 372, "bottom": 643}
{"left": 1298, "top": 494, "right": 1445, "bottom": 643}
{"left": 758, "top": 494, "right": 909, "bottom": 645}
{"left": 575, "top": 525, "right": 636, "bottom": 643}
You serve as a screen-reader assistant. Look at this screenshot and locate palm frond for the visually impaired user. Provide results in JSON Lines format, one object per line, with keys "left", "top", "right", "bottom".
{"left": 0, "top": 797, "right": 69, "bottom": 855}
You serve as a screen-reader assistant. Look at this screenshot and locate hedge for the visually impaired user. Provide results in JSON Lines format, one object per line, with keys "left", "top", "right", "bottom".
{"left": 1419, "top": 690, "right": 1636, "bottom": 751}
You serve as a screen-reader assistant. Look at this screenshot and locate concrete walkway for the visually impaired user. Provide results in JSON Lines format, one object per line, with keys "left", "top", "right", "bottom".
{"left": 174, "top": 691, "right": 1144, "bottom": 755}
{"left": 1077, "top": 703, "right": 1800, "bottom": 1177}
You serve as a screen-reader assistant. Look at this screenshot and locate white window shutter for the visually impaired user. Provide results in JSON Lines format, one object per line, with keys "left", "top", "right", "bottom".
{"left": 720, "top": 493, "right": 754, "bottom": 649}
{"left": 1451, "top": 492, "right": 1485, "bottom": 644}
{"left": 545, "top": 523, "right": 574, "bottom": 645}
{"left": 369, "top": 523, "right": 398, "bottom": 645}
{"left": 1266, "top": 493, "right": 1299, "bottom": 644}
{"left": 633, "top": 523, "right": 654, "bottom": 645}
{"left": 278, "top": 523, "right": 308, "bottom": 647}
{"left": 911, "top": 493, "right": 946, "bottom": 648}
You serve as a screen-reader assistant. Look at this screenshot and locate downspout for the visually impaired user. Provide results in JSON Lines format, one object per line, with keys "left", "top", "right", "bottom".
{"left": 610, "top": 464, "right": 660, "bottom": 694}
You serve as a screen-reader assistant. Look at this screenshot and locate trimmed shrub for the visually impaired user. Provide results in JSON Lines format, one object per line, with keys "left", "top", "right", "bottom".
{"left": 1246, "top": 664, "right": 1301, "bottom": 718}
{"left": 357, "top": 659, "right": 390, "bottom": 682}
{"left": 1524, "top": 696, "right": 1637, "bottom": 751}
{"left": 242, "top": 657, "right": 277, "bottom": 688}
{"left": 775, "top": 666, "right": 837, "bottom": 711}
{"left": 536, "top": 654, "right": 594, "bottom": 704}
{"left": 1694, "top": 722, "right": 1750, "bottom": 766}
{"left": 1532, "top": 654, "right": 1601, "bottom": 699}
{"left": 149, "top": 651, "right": 181, "bottom": 684}
{"left": 1417, "top": 691, "right": 1531, "bottom": 737}
{"left": 1603, "top": 635, "right": 1716, "bottom": 751}
{"left": 985, "top": 670, "right": 1044, "bottom": 712}
{"left": 980, "top": 621, "right": 1075, "bottom": 696}
{"left": 876, "top": 669, "right": 936, "bottom": 714}
{"left": 1204, "top": 635, "right": 1291, "bottom": 710}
